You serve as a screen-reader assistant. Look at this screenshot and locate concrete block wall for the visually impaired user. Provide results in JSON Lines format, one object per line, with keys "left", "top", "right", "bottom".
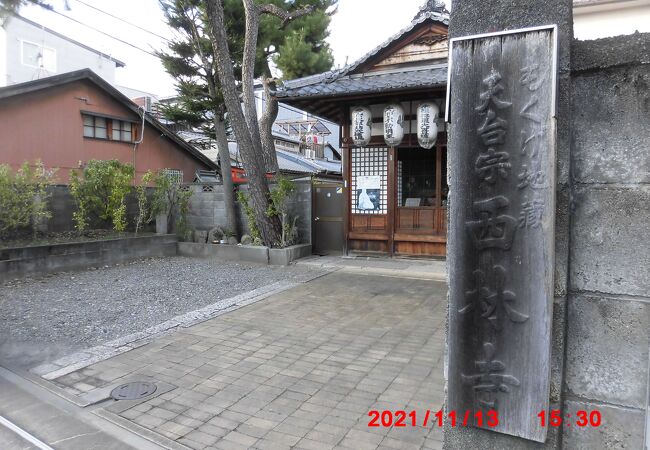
{"left": 43, "top": 185, "right": 154, "bottom": 233}
{"left": 185, "top": 180, "right": 312, "bottom": 244}
{"left": 563, "top": 33, "right": 650, "bottom": 449}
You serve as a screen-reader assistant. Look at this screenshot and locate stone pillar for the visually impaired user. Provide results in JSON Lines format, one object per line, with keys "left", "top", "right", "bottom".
{"left": 445, "top": 1, "right": 573, "bottom": 448}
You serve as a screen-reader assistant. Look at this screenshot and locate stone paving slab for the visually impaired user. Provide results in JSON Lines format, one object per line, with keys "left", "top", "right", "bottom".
{"left": 32, "top": 279, "right": 310, "bottom": 385}
{"left": 51, "top": 271, "right": 446, "bottom": 449}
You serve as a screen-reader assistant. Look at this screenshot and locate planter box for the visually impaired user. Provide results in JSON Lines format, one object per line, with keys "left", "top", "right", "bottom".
{"left": 178, "top": 242, "right": 269, "bottom": 264}
{"left": 177, "top": 242, "right": 312, "bottom": 266}
{"left": 0, "top": 235, "right": 178, "bottom": 282}
{"left": 269, "top": 244, "right": 312, "bottom": 266}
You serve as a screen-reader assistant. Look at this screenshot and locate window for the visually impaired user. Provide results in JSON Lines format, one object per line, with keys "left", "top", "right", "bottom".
{"left": 397, "top": 147, "right": 436, "bottom": 207}
{"left": 82, "top": 114, "right": 134, "bottom": 142}
{"left": 112, "top": 120, "right": 133, "bottom": 142}
{"left": 21, "top": 41, "right": 56, "bottom": 72}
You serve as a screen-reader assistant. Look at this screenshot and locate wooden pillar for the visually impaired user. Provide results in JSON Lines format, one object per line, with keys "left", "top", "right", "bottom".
{"left": 342, "top": 106, "right": 350, "bottom": 256}
{"left": 387, "top": 146, "right": 396, "bottom": 256}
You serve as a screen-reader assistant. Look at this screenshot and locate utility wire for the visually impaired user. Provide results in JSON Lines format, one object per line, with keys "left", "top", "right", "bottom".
{"left": 36, "top": 3, "right": 159, "bottom": 57}
{"left": 74, "top": 0, "right": 170, "bottom": 42}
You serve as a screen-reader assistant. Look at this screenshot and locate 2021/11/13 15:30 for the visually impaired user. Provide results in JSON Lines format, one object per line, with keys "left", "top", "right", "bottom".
{"left": 537, "top": 409, "right": 602, "bottom": 427}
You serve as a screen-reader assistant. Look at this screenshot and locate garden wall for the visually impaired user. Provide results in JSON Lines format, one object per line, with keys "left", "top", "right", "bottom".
{"left": 0, "top": 234, "right": 178, "bottom": 281}
{"left": 42, "top": 185, "right": 153, "bottom": 233}
{"left": 185, "top": 179, "right": 312, "bottom": 244}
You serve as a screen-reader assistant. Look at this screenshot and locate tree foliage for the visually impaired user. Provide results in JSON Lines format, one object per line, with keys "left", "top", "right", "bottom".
{"left": 261, "top": 0, "right": 335, "bottom": 80}
{"left": 0, "top": 161, "right": 54, "bottom": 238}
{"left": 0, "top": 0, "right": 52, "bottom": 20}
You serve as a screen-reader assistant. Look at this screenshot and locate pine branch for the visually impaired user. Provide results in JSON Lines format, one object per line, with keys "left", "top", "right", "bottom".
{"left": 258, "top": 3, "right": 314, "bottom": 26}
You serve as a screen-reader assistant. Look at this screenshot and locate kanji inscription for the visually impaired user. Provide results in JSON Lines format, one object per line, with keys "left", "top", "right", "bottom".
{"left": 448, "top": 27, "right": 557, "bottom": 443}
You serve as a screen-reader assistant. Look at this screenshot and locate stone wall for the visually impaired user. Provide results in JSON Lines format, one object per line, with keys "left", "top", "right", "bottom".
{"left": 563, "top": 33, "right": 650, "bottom": 449}
{"left": 185, "top": 179, "right": 312, "bottom": 244}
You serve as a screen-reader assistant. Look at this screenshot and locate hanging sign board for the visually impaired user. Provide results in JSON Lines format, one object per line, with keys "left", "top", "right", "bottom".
{"left": 446, "top": 25, "right": 558, "bottom": 443}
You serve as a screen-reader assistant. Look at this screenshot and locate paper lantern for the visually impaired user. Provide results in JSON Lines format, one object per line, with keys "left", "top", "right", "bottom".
{"left": 351, "top": 106, "right": 372, "bottom": 146}
{"left": 417, "top": 102, "right": 439, "bottom": 149}
{"left": 383, "top": 104, "right": 405, "bottom": 147}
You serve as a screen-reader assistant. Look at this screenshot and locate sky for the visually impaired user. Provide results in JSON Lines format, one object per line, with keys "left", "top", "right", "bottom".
{"left": 17, "top": 0, "right": 451, "bottom": 97}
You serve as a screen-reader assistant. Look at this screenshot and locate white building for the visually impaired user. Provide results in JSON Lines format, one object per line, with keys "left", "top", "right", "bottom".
{"left": 0, "top": 15, "right": 124, "bottom": 87}
{"left": 574, "top": 0, "right": 650, "bottom": 39}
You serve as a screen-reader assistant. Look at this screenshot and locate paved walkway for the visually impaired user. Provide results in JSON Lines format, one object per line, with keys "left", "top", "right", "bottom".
{"left": 47, "top": 270, "right": 447, "bottom": 450}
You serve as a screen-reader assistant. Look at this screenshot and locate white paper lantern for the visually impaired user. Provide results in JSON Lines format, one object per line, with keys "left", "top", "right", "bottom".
{"left": 383, "top": 104, "right": 405, "bottom": 147}
{"left": 351, "top": 106, "right": 372, "bottom": 146}
{"left": 417, "top": 102, "right": 440, "bottom": 149}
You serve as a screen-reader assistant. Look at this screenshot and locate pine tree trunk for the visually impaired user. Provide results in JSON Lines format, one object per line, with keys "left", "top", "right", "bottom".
{"left": 213, "top": 115, "right": 239, "bottom": 237}
{"left": 259, "top": 78, "right": 280, "bottom": 174}
{"left": 205, "top": 0, "right": 281, "bottom": 247}
{"left": 241, "top": 0, "right": 264, "bottom": 156}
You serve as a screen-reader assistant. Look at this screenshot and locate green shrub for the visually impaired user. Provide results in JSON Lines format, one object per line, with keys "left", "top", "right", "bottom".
{"left": 69, "top": 160, "right": 134, "bottom": 232}
{"left": 0, "top": 161, "right": 54, "bottom": 238}
{"left": 148, "top": 171, "right": 192, "bottom": 240}
{"left": 175, "top": 188, "right": 192, "bottom": 241}
{"left": 237, "top": 190, "right": 262, "bottom": 245}
{"left": 135, "top": 171, "right": 153, "bottom": 235}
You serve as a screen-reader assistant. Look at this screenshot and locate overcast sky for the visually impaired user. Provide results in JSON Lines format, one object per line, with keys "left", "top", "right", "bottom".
{"left": 17, "top": 0, "right": 450, "bottom": 97}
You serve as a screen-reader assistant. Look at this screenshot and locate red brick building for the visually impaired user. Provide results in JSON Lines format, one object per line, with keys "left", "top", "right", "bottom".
{"left": 0, "top": 69, "right": 216, "bottom": 182}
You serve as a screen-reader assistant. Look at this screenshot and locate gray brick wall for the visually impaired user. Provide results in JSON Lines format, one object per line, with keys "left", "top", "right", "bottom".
{"left": 185, "top": 180, "right": 312, "bottom": 244}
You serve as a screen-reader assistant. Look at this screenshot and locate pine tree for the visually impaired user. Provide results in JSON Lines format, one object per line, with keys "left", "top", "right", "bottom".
{"left": 202, "top": 0, "right": 335, "bottom": 247}
{"left": 158, "top": 0, "right": 240, "bottom": 237}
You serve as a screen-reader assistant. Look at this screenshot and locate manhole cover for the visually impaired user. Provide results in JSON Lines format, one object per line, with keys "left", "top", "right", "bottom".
{"left": 110, "top": 381, "right": 157, "bottom": 400}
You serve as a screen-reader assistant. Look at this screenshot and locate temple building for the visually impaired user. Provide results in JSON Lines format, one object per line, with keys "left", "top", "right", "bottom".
{"left": 276, "top": 1, "right": 450, "bottom": 257}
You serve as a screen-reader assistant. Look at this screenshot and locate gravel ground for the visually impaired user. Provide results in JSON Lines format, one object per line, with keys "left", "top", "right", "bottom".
{"left": 0, "top": 257, "right": 328, "bottom": 369}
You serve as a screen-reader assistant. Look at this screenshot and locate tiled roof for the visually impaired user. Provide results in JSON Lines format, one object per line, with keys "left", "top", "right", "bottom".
{"left": 276, "top": 11, "right": 449, "bottom": 101}
{"left": 340, "top": 11, "right": 449, "bottom": 76}
{"left": 276, "top": 65, "right": 448, "bottom": 99}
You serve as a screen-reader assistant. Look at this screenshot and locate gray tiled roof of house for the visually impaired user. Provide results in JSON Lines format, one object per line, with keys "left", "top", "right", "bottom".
{"left": 276, "top": 10, "right": 449, "bottom": 100}
{"left": 276, "top": 65, "right": 448, "bottom": 99}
